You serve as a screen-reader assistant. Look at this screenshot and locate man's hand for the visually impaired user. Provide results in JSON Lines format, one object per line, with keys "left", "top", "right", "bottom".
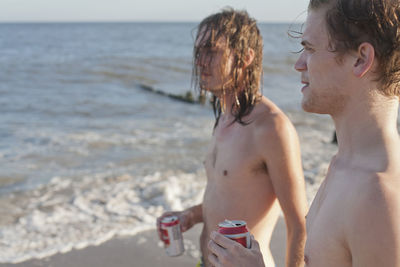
{"left": 207, "top": 231, "right": 265, "bottom": 267}
{"left": 156, "top": 208, "right": 199, "bottom": 240}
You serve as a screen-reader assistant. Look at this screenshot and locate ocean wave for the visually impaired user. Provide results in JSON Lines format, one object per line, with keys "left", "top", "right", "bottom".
{"left": 0, "top": 170, "right": 206, "bottom": 263}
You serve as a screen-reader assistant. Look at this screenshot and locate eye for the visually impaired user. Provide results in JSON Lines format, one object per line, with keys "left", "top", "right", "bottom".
{"left": 299, "top": 40, "right": 314, "bottom": 53}
{"left": 294, "top": 48, "right": 304, "bottom": 54}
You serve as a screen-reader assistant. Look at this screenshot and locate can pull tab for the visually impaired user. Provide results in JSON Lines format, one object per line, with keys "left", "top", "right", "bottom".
{"left": 223, "top": 219, "right": 236, "bottom": 227}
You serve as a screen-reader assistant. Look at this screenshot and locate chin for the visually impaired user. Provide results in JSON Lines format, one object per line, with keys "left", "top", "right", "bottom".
{"left": 301, "top": 103, "right": 313, "bottom": 113}
{"left": 301, "top": 100, "right": 327, "bottom": 114}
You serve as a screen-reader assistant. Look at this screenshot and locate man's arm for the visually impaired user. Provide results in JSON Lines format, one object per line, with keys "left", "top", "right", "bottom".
{"left": 183, "top": 204, "right": 203, "bottom": 231}
{"left": 259, "top": 114, "right": 308, "bottom": 267}
{"left": 348, "top": 177, "right": 400, "bottom": 266}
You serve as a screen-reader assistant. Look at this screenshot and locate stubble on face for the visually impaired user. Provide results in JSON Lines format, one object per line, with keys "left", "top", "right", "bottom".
{"left": 301, "top": 84, "right": 347, "bottom": 115}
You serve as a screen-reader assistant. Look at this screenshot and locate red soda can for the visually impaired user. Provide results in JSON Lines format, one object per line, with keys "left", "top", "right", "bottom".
{"left": 218, "top": 220, "right": 251, "bottom": 248}
{"left": 160, "top": 215, "right": 185, "bottom": 256}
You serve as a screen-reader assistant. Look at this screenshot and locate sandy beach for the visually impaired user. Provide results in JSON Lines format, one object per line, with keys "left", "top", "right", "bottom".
{"left": 2, "top": 218, "right": 286, "bottom": 267}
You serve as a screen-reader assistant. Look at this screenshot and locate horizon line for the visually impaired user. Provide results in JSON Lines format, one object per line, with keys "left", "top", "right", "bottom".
{"left": 0, "top": 20, "right": 304, "bottom": 24}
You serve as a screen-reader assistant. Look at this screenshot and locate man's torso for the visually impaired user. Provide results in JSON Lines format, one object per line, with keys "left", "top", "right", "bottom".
{"left": 200, "top": 98, "right": 283, "bottom": 267}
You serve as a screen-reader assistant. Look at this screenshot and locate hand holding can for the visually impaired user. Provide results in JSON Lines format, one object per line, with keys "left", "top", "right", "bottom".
{"left": 218, "top": 220, "right": 251, "bottom": 248}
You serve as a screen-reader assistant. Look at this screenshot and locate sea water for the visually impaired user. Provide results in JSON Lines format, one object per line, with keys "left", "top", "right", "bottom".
{"left": 0, "top": 22, "right": 330, "bottom": 263}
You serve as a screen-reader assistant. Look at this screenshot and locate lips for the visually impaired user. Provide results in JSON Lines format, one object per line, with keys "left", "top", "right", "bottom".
{"left": 301, "top": 81, "right": 309, "bottom": 92}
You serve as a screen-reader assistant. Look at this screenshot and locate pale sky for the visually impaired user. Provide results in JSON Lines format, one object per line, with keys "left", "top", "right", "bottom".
{"left": 1, "top": 0, "right": 309, "bottom": 23}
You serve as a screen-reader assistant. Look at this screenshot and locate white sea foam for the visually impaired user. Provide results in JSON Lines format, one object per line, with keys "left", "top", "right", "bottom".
{"left": 0, "top": 170, "right": 206, "bottom": 263}
{"left": 0, "top": 100, "right": 340, "bottom": 265}
{"left": 0, "top": 111, "right": 340, "bottom": 264}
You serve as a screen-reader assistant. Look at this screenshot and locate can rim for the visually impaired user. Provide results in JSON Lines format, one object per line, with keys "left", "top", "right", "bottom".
{"left": 218, "top": 220, "right": 246, "bottom": 228}
{"left": 161, "top": 216, "right": 180, "bottom": 227}
{"left": 218, "top": 220, "right": 248, "bottom": 235}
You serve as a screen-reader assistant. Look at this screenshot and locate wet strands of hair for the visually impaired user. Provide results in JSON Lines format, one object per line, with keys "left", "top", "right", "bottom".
{"left": 192, "top": 8, "right": 264, "bottom": 127}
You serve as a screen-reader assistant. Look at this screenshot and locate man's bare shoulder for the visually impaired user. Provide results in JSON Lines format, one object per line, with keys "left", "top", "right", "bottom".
{"left": 250, "top": 97, "right": 298, "bottom": 148}
{"left": 250, "top": 97, "right": 294, "bottom": 134}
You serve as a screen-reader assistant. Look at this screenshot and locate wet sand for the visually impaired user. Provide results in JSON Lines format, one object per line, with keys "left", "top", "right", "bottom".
{"left": 2, "top": 218, "right": 286, "bottom": 267}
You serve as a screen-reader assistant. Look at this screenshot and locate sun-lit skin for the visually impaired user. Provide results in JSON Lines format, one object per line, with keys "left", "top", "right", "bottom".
{"left": 157, "top": 3, "right": 400, "bottom": 267}
{"left": 192, "top": 27, "right": 307, "bottom": 267}
{"left": 295, "top": 7, "right": 400, "bottom": 267}
{"left": 158, "top": 20, "right": 308, "bottom": 267}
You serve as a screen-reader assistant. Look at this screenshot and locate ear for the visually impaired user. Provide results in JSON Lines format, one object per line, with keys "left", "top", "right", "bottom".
{"left": 353, "top": 42, "right": 375, "bottom": 78}
{"left": 243, "top": 48, "right": 255, "bottom": 68}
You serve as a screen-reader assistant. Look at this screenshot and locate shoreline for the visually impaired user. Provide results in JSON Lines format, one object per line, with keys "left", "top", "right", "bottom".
{"left": 1, "top": 218, "right": 286, "bottom": 267}
{"left": 0, "top": 110, "right": 339, "bottom": 266}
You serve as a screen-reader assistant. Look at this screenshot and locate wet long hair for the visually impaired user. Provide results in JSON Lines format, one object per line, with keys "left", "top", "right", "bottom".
{"left": 309, "top": 0, "right": 400, "bottom": 96}
{"left": 192, "top": 8, "right": 264, "bottom": 128}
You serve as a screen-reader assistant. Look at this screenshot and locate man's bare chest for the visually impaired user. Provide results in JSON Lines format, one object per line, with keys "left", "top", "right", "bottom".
{"left": 305, "top": 179, "right": 351, "bottom": 266}
{"left": 204, "top": 126, "right": 264, "bottom": 179}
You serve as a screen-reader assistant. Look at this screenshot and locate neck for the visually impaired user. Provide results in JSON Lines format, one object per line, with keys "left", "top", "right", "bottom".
{"left": 333, "top": 91, "right": 399, "bottom": 164}
{"left": 219, "top": 89, "right": 237, "bottom": 115}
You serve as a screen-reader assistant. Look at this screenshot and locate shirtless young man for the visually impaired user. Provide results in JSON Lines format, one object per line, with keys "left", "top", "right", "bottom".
{"left": 209, "top": 1, "right": 400, "bottom": 266}
{"left": 156, "top": 9, "right": 307, "bottom": 267}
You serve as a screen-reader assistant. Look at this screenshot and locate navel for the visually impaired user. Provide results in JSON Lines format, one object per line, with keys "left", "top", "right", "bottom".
{"left": 223, "top": 170, "right": 228, "bottom": 176}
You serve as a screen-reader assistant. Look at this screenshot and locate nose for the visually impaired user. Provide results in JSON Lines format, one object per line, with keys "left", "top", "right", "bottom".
{"left": 294, "top": 52, "right": 307, "bottom": 72}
